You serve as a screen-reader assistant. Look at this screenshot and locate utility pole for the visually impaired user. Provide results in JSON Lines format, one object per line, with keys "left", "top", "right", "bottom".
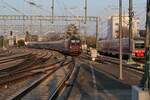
{"left": 51, "top": 0, "right": 54, "bottom": 24}
{"left": 83, "top": 0, "right": 87, "bottom": 46}
{"left": 96, "top": 17, "right": 99, "bottom": 49}
{"left": 40, "top": 19, "right": 42, "bottom": 34}
{"left": 29, "top": 1, "right": 33, "bottom": 34}
{"left": 3, "top": 16, "right": 6, "bottom": 49}
{"left": 140, "top": 0, "right": 150, "bottom": 90}
{"left": 128, "top": 0, "right": 134, "bottom": 64}
{"left": 23, "top": 15, "right": 25, "bottom": 34}
{"left": 78, "top": 19, "right": 80, "bottom": 32}
{"left": 119, "top": 0, "right": 123, "bottom": 80}
{"left": 84, "top": 0, "right": 87, "bottom": 24}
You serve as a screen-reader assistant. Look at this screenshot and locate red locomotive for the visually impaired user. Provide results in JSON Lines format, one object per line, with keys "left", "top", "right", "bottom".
{"left": 68, "top": 36, "right": 81, "bottom": 56}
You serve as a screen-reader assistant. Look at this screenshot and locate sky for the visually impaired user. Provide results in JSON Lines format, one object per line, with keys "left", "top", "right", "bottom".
{"left": 0, "top": 0, "right": 147, "bottom": 37}
{"left": 0, "top": 0, "right": 146, "bottom": 16}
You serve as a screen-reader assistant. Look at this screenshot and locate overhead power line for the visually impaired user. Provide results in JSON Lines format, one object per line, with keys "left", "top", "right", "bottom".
{"left": 1, "top": 0, "right": 24, "bottom": 15}
{"left": 24, "top": 0, "right": 50, "bottom": 14}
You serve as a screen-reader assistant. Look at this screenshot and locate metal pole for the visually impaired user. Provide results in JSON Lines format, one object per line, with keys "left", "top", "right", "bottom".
{"left": 30, "top": 4, "right": 33, "bottom": 34}
{"left": 51, "top": 0, "right": 54, "bottom": 24}
{"left": 30, "top": 17, "right": 32, "bottom": 34}
{"left": 3, "top": 16, "right": 6, "bottom": 34}
{"left": 84, "top": 0, "right": 87, "bottom": 24}
{"left": 141, "top": 0, "right": 150, "bottom": 90}
{"left": 96, "top": 17, "right": 99, "bottom": 49}
{"left": 3, "top": 16, "right": 6, "bottom": 49}
{"left": 119, "top": 0, "right": 123, "bottom": 80}
{"left": 83, "top": 0, "right": 87, "bottom": 46}
{"left": 23, "top": 15, "right": 25, "bottom": 34}
{"left": 40, "top": 19, "right": 42, "bottom": 34}
{"left": 77, "top": 17, "right": 81, "bottom": 34}
{"left": 128, "top": 0, "right": 134, "bottom": 63}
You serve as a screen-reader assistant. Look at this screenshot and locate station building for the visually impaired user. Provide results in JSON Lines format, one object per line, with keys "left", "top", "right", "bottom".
{"left": 3, "top": 31, "right": 17, "bottom": 47}
{"left": 107, "top": 15, "right": 140, "bottom": 39}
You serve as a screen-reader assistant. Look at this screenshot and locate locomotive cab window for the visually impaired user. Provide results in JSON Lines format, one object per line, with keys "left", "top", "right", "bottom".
{"left": 76, "top": 40, "right": 80, "bottom": 43}
{"left": 135, "top": 43, "right": 144, "bottom": 49}
{"left": 71, "top": 40, "right": 76, "bottom": 43}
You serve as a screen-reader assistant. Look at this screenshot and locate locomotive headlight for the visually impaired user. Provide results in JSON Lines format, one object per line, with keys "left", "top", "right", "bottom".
{"left": 92, "top": 58, "right": 95, "bottom": 61}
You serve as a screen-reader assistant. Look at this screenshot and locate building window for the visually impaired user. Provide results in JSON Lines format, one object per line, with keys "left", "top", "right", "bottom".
{"left": 115, "top": 23, "right": 119, "bottom": 26}
{"left": 115, "top": 30, "right": 119, "bottom": 33}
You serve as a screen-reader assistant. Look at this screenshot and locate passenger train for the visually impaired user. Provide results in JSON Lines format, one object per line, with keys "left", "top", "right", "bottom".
{"left": 98, "top": 38, "right": 145, "bottom": 59}
{"left": 26, "top": 36, "right": 81, "bottom": 56}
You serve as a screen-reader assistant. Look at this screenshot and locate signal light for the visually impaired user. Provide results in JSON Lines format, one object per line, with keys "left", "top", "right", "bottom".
{"left": 134, "top": 49, "right": 145, "bottom": 57}
{"left": 140, "top": 53, "right": 144, "bottom": 57}
{"left": 135, "top": 50, "right": 139, "bottom": 53}
{"left": 137, "top": 54, "right": 139, "bottom": 57}
{"left": 138, "top": 50, "right": 142, "bottom": 53}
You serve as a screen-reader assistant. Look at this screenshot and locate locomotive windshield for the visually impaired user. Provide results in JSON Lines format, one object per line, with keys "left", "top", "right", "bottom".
{"left": 135, "top": 43, "right": 144, "bottom": 49}
{"left": 71, "top": 40, "right": 80, "bottom": 43}
{"left": 76, "top": 40, "right": 80, "bottom": 43}
{"left": 71, "top": 40, "right": 76, "bottom": 43}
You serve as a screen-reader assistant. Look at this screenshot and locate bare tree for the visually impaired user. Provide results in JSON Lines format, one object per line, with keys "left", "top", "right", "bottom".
{"left": 66, "top": 24, "right": 79, "bottom": 36}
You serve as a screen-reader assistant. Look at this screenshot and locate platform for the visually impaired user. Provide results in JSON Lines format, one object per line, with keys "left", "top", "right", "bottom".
{"left": 132, "top": 86, "right": 150, "bottom": 100}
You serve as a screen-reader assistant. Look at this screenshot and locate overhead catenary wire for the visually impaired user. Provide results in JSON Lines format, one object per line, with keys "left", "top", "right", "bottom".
{"left": 1, "top": 0, "right": 25, "bottom": 15}
{"left": 24, "top": 0, "right": 51, "bottom": 14}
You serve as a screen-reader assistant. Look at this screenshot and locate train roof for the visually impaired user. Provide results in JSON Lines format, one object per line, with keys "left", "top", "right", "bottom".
{"left": 26, "top": 40, "right": 66, "bottom": 45}
{"left": 99, "top": 37, "right": 145, "bottom": 42}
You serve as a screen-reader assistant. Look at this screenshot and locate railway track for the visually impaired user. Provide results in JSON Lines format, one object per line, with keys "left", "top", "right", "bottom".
{"left": 8, "top": 57, "right": 75, "bottom": 100}
{"left": 0, "top": 51, "right": 52, "bottom": 85}
{"left": 0, "top": 48, "right": 43, "bottom": 64}
{"left": 81, "top": 53, "right": 144, "bottom": 74}
{"left": 49, "top": 58, "right": 75, "bottom": 100}
{"left": 0, "top": 49, "right": 55, "bottom": 99}
{"left": 0, "top": 53, "right": 32, "bottom": 64}
{"left": 0, "top": 58, "right": 61, "bottom": 87}
{"left": 100, "top": 55, "right": 144, "bottom": 73}
{"left": 96, "top": 53, "right": 145, "bottom": 68}
{"left": 0, "top": 50, "right": 12, "bottom": 57}
{"left": 0, "top": 48, "right": 77, "bottom": 100}
{"left": 80, "top": 54, "right": 143, "bottom": 86}
{"left": 0, "top": 49, "right": 52, "bottom": 72}
{"left": 0, "top": 48, "right": 28, "bottom": 58}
